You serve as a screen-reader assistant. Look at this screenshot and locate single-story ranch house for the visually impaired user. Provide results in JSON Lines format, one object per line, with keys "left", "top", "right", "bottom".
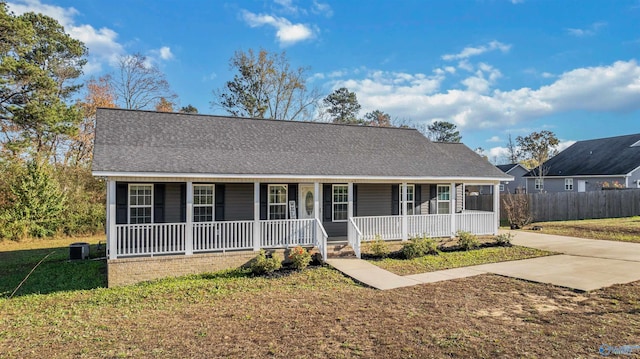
{"left": 92, "top": 108, "right": 511, "bottom": 286}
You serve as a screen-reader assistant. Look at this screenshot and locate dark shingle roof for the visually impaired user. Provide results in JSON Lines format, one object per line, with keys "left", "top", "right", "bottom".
{"left": 525, "top": 133, "right": 640, "bottom": 177}
{"left": 92, "top": 108, "right": 509, "bottom": 179}
{"left": 496, "top": 164, "right": 518, "bottom": 173}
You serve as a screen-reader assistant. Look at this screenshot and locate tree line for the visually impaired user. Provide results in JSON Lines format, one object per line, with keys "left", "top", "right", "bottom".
{"left": 0, "top": 4, "right": 553, "bottom": 240}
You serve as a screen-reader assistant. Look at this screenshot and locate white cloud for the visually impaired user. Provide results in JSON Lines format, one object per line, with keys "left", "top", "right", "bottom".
{"left": 487, "top": 136, "right": 501, "bottom": 143}
{"left": 159, "top": 46, "right": 174, "bottom": 60}
{"left": 312, "top": 0, "right": 333, "bottom": 17}
{"left": 241, "top": 10, "right": 315, "bottom": 46}
{"left": 442, "top": 40, "right": 511, "bottom": 61}
{"left": 488, "top": 140, "right": 575, "bottom": 164}
{"left": 566, "top": 21, "right": 607, "bottom": 37}
{"left": 7, "top": 0, "right": 124, "bottom": 73}
{"left": 330, "top": 60, "right": 640, "bottom": 131}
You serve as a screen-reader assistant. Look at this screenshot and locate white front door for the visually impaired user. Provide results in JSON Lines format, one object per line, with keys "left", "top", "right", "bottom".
{"left": 299, "top": 185, "right": 315, "bottom": 219}
{"left": 578, "top": 180, "right": 586, "bottom": 192}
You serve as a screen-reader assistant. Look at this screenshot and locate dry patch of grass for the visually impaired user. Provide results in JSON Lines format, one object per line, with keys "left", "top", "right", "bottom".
{"left": 1, "top": 268, "right": 639, "bottom": 358}
{"left": 531, "top": 216, "right": 640, "bottom": 243}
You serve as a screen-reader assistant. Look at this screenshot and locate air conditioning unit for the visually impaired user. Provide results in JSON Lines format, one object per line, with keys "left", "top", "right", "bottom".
{"left": 69, "top": 242, "right": 90, "bottom": 260}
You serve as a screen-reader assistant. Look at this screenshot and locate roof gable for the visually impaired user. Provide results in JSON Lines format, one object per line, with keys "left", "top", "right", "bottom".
{"left": 526, "top": 133, "right": 640, "bottom": 177}
{"left": 92, "top": 108, "right": 510, "bottom": 179}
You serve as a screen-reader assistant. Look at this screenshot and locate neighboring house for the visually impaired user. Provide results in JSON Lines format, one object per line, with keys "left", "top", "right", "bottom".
{"left": 524, "top": 133, "right": 640, "bottom": 193}
{"left": 92, "top": 108, "right": 511, "bottom": 285}
{"left": 496, "top": 163, "right": 528, "bottom": 193}
{"left": 467, "top": 163, "right": 528, "bottom": 195}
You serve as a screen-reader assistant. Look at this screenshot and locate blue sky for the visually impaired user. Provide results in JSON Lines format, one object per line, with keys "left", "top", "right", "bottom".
{"left": 7, "top": 0, "right": 640, "bottom": 163}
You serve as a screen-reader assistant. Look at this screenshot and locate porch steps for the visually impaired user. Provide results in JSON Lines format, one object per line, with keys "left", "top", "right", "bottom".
{"left": 325, "top": 243, "right": 356, "bottom": 258}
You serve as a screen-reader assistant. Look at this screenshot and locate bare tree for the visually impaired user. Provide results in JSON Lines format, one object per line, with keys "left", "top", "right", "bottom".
{"left": 111, "top": 53, "right": 176, "bottom": 110}
{"left": 505, "top": 133, "right": 520, "bottom": 164}
{"left": 212, "top": 48, "right": 320, "bottom": 121}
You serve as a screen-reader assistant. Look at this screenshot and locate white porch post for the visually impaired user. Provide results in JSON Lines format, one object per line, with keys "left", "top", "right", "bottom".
{"left": 401, "top": 182, "right": 408, "bottom": 241}
{"left": 493, "top": 183, "right": 500, "bottom": 235}
{"left": 185, "top": 181, "right": 193, "bottom": 255}
{"left": 450, "top": 182, "right": 456, "bottom": 238}
{"left": 253, "top": 182, "right": 261, "bottom": 251}
{"left": 107, "top": 180, "right": 117, "bottom": 260}
{"left": 347, "top": 182, "right": 354, "bottom": 220}
{"left": 314, "top": 182, "right": 320, "bottom": 222}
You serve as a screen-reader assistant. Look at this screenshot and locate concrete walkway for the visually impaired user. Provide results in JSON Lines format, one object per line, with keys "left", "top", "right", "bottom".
{"left": 326, "top": 231, "right": 640, "bottom": 292}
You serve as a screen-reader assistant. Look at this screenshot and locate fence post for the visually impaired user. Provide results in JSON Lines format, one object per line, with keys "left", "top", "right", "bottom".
{"left": 493, "top": 183, "right": 500, "bottom": 235}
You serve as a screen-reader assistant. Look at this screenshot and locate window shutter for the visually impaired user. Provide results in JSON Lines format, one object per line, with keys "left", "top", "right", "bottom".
{"left": 154, "top": 184, "right": 165, "bottom": 223}
{"left": 415, "top": 184, "right": 421, "bottom": 215}
{"left": 353, "top": 184, "right": 358, "bottom": 217}
{"left": 391, "top": 184, "right": 399, "bottom": 215}
{"left": 323, "top": 184, "right": 332, "bottom": 221}
{"left": 215, "top": 184, "right": 225, "bottom": 221}
{"left": 260, "top": 184, "right": 268, "bottom": 220}
{"left": 116, "top": 183, "right": 128, "bottom": 224}
{"left": 429, "top": 185, "right": 438, "bottom": 214}
{"left": 288, "top": 184, "right": 298, "bottom": 219}
{"left": 180, "top": 184, "right": 186, "bottom": 222}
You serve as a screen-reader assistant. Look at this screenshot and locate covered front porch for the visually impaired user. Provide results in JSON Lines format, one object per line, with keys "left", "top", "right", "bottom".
{"left": 105, "top": 179, "right": 500, "bottom": 260}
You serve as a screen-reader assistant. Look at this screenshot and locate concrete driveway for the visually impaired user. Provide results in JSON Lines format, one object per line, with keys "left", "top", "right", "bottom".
{"left": 475, "top": 231, "right": 640, "bottom": 291}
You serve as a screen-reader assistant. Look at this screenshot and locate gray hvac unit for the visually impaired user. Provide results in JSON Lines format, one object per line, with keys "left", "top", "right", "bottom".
{"left": 69, "top": 242, "right": 90, "bottom": 260}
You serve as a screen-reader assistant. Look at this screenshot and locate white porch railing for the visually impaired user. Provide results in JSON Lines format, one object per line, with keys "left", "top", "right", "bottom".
{"left": 193, "top": 221, "right": 254, "bottom": 252}
{"left": 347, "top": 218, "right": 362, "bottom": 258}
{"left": 260, "top": 218, "right": 316, "bottom": 248}
{"left": 315, "top": 218, "right": 328, "bottom": 261}
{"left": 455, "top": 211, "right": 495, "bottom": 235}
{"left": 353, "top": 215, "right": 402, "bottom": 241}
{"left": 115, "top": 223, "right": 186, "bottom": 257}
{"left": 407, "top": 214, "right": 452, "bottom": 238}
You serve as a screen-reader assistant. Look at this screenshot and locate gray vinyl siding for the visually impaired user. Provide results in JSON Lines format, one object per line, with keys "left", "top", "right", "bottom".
{"left": 526, "top": 176, "right": 627, "bottom": 193}
{"left": 323, "top": 222, "right": 347, "bottom": 237}
{"left": 224, "top": 183, "right": 254, "bottom": 220}
{"left": 357, "top": 184, "right": 392, "bottom": 216}
{"left": 502, "top": 166, "right": 528, "bottom": 193}
{"left": 165, "top": 183, "right": 182, "bottom": 223}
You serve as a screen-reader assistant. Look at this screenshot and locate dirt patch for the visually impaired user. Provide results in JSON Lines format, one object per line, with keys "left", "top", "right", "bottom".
{"left": 1, "top": 268, "right": 640, "bottom": 358}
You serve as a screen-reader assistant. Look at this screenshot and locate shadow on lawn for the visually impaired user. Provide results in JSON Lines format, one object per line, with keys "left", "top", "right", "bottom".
{"left": 0, "top": 243, "right": 107, "bottom": 298}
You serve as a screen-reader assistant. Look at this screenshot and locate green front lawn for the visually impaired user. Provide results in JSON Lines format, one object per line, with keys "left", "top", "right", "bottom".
{"left": 367, "top": 246, "right": 554, "bottom": 276}
{"left": 530, "top": 216, "right": 640, "bottom": 243}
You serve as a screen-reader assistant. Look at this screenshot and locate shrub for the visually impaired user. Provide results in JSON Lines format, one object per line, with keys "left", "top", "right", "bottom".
{"left": 502, "top": 192, "right": 532, "bottom": 229}
{"left": 494, "top": 232, "right": 514, "bottom": 247}
{"left": 366, "top": 235, "right": 390, "bottom": 258}
{"left": 401, "top": 236, "right": 438, "bottom": 259}
{"left": 250, "top": 250, "right": 282, "bottom": 274}
{"left": 457, "top": 231, "right": 479, "bottom": 251}
{"left": 288, "top": 246, "right": 312, "bottom": 270}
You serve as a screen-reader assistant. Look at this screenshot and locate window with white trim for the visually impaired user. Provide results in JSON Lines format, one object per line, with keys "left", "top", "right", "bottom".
{"left": 129, "top": 184, "right": 152, "bottom": 224}
{"left": 332, "top": 184, "right": 348, "bottom": 222}
{"left": 535, "top": 178, "right": 544, "bottom": 190}
{"left": 499, "top": 184, "right": 505, "bottom": 192}
{"left": 564, "top": 178, "right": 573, "bottom": 191}
{"left": 193, "top": 184, "right": 214, "bottom": 222}
{"left": 268, "top": 184, "right": 287, "bottom": 220}
{"left": 399, "top": 184, "right": 415, "bottom": 215}
{"left": 436, "top": 185, "right": 450, "bottom": 214}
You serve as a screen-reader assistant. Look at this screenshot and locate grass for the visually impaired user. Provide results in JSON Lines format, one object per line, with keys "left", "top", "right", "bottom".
{"left": 529, "top": 216, "right": 640, "bottom": 243}
{"left": 367, "top": 246, "right": 554, "bottom": 276}
{"left": 0, "top": 235, "right": 106, "bottom": 297}
{"left": 0, "top": 233, "right": 639, "bottom": 357}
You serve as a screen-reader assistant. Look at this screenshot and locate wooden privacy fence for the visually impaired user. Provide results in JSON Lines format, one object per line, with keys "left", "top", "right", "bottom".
{"left": 490, "top": 189, "right": 640, "bottom": 222}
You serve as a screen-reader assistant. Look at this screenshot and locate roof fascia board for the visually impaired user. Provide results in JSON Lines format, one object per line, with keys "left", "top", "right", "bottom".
{"left": 92, "top": 171, "right": 509, "bottom": 182}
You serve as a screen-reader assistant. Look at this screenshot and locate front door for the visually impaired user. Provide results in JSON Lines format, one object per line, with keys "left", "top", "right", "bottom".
{"left": 299, "top": 185, "right": 315, "bottom": 219}
{"left": 578, "top": 180, "right": 586, "bottom": 192}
